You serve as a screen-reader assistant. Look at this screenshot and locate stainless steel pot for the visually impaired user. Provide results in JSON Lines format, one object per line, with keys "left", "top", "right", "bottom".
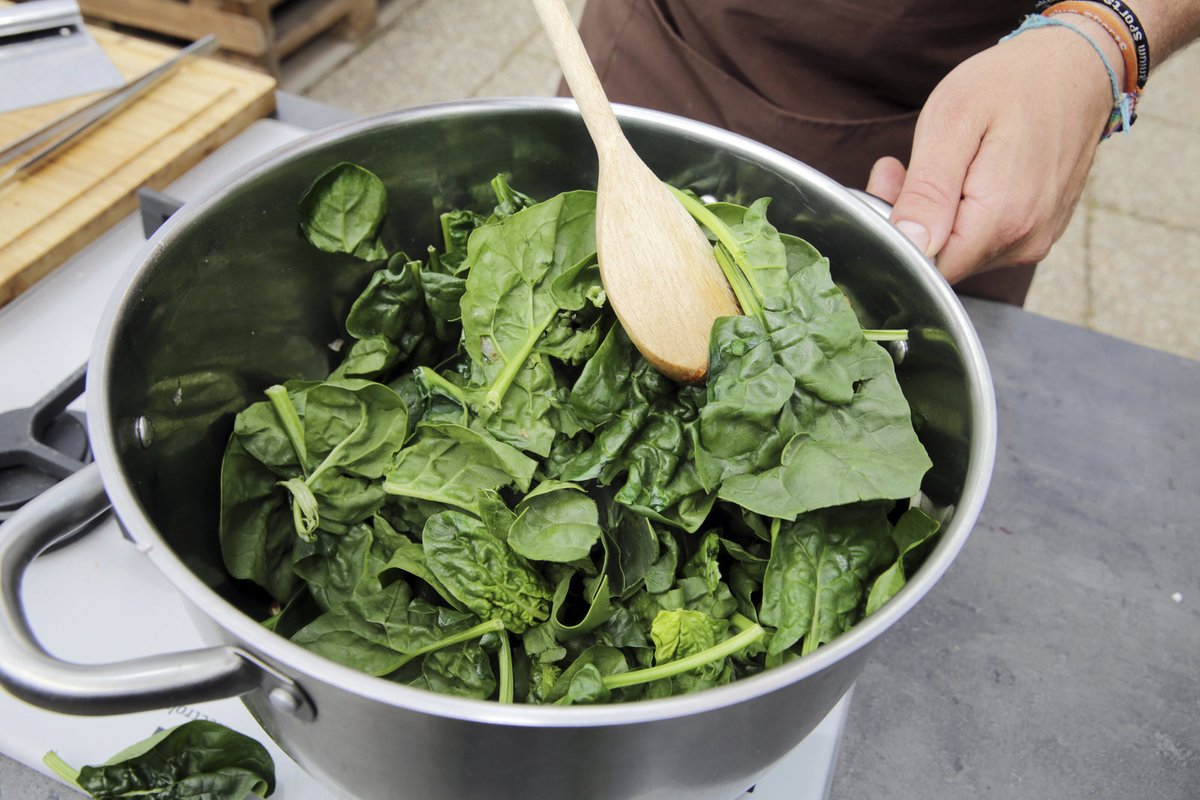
{"left": 0, "top": 99, "right": 995, "bottom": 800}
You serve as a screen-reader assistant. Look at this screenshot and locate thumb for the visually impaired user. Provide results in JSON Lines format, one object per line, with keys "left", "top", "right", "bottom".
{"left": 889, "top": 108, "right": 982, "bottom": 259}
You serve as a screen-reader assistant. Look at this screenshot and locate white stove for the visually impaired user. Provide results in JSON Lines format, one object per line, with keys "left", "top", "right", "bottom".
{"left": 0, "top": 117, "right": 850, "bottom": 799}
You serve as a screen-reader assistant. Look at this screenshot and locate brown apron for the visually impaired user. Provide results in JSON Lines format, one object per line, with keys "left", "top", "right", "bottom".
{"left": 574, "top": 0, "right": 1036, "bottom": 305}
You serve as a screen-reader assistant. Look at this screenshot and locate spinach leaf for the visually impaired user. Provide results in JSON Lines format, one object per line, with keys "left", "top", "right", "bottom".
{"left": 274, "top": 378, "right": 409, "bottom": 538}
{"left": 329, "top": 337, "right": 400, "bottom": 381}
{"left": 291, "top": 580, "right": 501, "bottom": 677}
{"left": 487, "top": 173, "right": 537, "bottom": 221}
{"left": 291, "top": 523, "right": 381, "bottom": 612}
{"left": 562, "top": 327, "right": 714, "bottom": 531}
{"left": 437, "top": 209, "right": 486, "bottom": 273}
{"left": 344, "top": 255, "right": 435, "bottom": 363}
{"left": 545, "top": 645, "right": 628, "bottom": 704}
{"left": 642, "top": 527, "right": 681, "bottom": 595}
{"left": 423, "top": 509, "right": 553, "bottom": 633}
{"left": 651, "top": 608, "right": 717, "bottom": 663}
{"left": 508, "top": 480, "right": 603, "bottom": 563}
{"left": 44, "top": 720, "right": 275, "bottom": 799}
{"left": 678, "top": 193, "right": 789, "bottom": 317}
{"left": 602, "top": 502, "right": 659, "bottom": 600}
{"left": 551, "top": 572, "right": 613, "bottom": 639}
{"left": 421, "top": 640, "right": 496, "bottom": 700}
{"left": 219, "top": 437, "right": 299, "bottom": 603}
{"left": 289, "top": 513, "right": 415, "bottom": 613}
{"left": 683, "top": 531, "right": 723, "bottom": 594}
{"left": 375, "top": 517, "right": 467, "bottom": 611}
{"left": 564, "top": 662, "right": 611, "bottom": 704}
{"left": 759, "top": 506, "right": 892, "bottom": 655}
{"left": 420, "top": 269, "right": 467, "bottom": 334}
{"left": 865, "top": 508, "right": 941, "bottom": 616}
{"left": 383, "top": 422, "right": 536, "bottom": 514}
{"left": 298, "top": 162, "right": 388, "bottom": 261}
{"left": 290, "top": 580, "right": 419, "bottom": 675}
{"left": 695, "top": 228, "right": 931, "bottom": 520}
{"left": 459, "top": 189, "right": 598, "bottom": 453}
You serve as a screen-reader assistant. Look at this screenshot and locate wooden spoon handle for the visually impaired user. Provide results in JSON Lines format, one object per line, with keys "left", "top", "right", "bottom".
{"left": 530, "top": 0, "right": 625, "bottom": 160}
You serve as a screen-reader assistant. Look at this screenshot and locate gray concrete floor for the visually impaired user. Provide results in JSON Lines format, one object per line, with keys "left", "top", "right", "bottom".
{"left": 290, "top": 0, "right": 1199, "bottom": 362}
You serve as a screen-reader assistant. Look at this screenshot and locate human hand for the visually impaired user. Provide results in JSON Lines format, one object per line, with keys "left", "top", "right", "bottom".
{"left": 865, "top": 17, "right": 1124, "bottom": 283}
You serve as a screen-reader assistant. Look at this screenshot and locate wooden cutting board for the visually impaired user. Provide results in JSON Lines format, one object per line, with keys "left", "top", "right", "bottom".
{"left": 0, "top": 25, "right": 277, "bottom": 308}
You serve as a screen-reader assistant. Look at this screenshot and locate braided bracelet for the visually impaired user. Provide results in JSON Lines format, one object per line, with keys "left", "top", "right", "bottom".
{"left": 1034, "top": 0, "right": 1150, "bottom": 87}
{"left": 1042, "top": 1, "right": 1140, "bottom": 94}
{"left": 1001, "top": 14, "right": 1137, "bottom": 139}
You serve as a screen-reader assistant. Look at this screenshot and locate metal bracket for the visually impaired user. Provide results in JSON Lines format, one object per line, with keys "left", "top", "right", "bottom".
{"left": 239, "top": 649, "right": 317, "bottom": 722}
{"left": 137, "top": 188, "right": 185, "bottom": 239}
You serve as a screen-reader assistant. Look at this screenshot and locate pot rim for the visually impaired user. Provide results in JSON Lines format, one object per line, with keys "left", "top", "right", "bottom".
{"left": 88, "top": 97, "right": 996, "bottom": 728}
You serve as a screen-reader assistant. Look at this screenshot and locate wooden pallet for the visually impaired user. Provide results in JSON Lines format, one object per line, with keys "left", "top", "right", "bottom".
{"left": 78, "top": 0, "right": 377, "bottom": 76}
{"left": 0, "top": 27, "right": 277, "bottom": 308}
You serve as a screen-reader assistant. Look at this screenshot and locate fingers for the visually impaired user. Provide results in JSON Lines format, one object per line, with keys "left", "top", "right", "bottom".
{"left": 866, "top": 157, "right": 906, "bottom": 204}
{"left": 888, "top": 95, "right": 985, "bottom": 260}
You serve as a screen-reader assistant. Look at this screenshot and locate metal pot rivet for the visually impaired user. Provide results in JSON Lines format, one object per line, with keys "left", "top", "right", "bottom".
{"left": 887, "top": 339, "right": 909, "bottom": 365}
{"left": 269, "top": 686, "right": 302, "bottom": 714}
{"left": 133, "top": 416, "right": 154, "bottom": 449}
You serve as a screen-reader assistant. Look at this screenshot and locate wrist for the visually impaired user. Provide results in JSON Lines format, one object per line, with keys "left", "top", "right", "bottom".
{"left": 1001, "top": 13, "right": 1136, "bottom": 138}
{"left": 1044, "top": 10, "right": 1131, "bottom": 91}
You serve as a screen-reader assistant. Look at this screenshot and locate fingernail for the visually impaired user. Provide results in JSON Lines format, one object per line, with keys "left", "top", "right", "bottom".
{"left": 895, "top": 220, "right": 930, "bottom": 254}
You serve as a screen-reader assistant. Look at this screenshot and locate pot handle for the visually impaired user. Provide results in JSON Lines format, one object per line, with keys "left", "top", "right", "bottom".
{"left": 848, "top": 189, "right": 895, "bottom": 220}
{"left": 0, "top": 463, "right": 313, "bottom": 719}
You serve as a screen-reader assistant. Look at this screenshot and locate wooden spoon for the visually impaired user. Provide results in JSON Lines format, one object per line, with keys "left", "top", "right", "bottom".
{"left": 531, "top": 0, "right": 740, "bottom": 382}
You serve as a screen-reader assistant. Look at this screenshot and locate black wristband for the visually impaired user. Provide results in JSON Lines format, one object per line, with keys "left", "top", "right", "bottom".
{"left": 1034, "top": 0, "right": 1150, "bottom": 87}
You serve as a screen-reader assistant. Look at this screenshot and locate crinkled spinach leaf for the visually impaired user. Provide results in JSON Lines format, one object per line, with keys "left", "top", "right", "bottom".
{"left": 423, "top": 509, "right": 553, "bottom": 633}
{"left": 44, "top": 720, "right": 275, "bottom": 800}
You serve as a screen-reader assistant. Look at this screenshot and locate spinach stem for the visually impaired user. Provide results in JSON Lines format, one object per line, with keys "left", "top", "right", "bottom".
{"left": 42, "top": 752, "right": 80, "bottom": 786}
{"left": 491, "top": 174, "right": 517, "bottom": 209}
{"left": 388, "top": 618, "right": 506, "bottom": 674}
{"left": 498, "top": 629, "right": 514, "bottom": 704}
{"left": 278, "top": 477, "right": 320, "bottom": 540}
{"left": 714, "top": 243, "right": 763, "bottom": 319}
{"left": 484, "top": 307, "right": 558, "bottom": 411}
{"left": 668, "top": 186, "right": 764, "bottom": 317}
{"left": 602, "top": 623, "right": 765, "bottom": 689}
{"left": 265, "top": 385, "right": 308, "bottom": 472}
{"left": 862, "top": 329, "right": 909, "bottom": 342}
{"left": 417, "top": 366, "right": 469, "bottom": 406}
{"left": 729, "top": 612, "right": 757, "bottom": 633}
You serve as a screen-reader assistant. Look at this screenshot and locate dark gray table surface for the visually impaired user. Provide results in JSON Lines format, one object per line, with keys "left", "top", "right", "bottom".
{"left": 2, "top": 96, "right": 1197, "bottom": 798}
{"left": 834, "top": 297, "right": 1200, "bottom": 799}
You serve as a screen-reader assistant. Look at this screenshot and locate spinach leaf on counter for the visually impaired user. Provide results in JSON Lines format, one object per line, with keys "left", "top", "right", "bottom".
{"left": 44, "top": 720, "right": 275, "bottom": 799}
{"left": 219, "top": 165, "right": 938, "bottom": 705}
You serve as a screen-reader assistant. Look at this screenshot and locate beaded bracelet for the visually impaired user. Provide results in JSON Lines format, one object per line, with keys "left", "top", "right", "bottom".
{"left": 1034, "top": 0, "right": 1150, "bottom": 88}
{"left": 1001, "top": 14, "right": 1137, "bottom": 139}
